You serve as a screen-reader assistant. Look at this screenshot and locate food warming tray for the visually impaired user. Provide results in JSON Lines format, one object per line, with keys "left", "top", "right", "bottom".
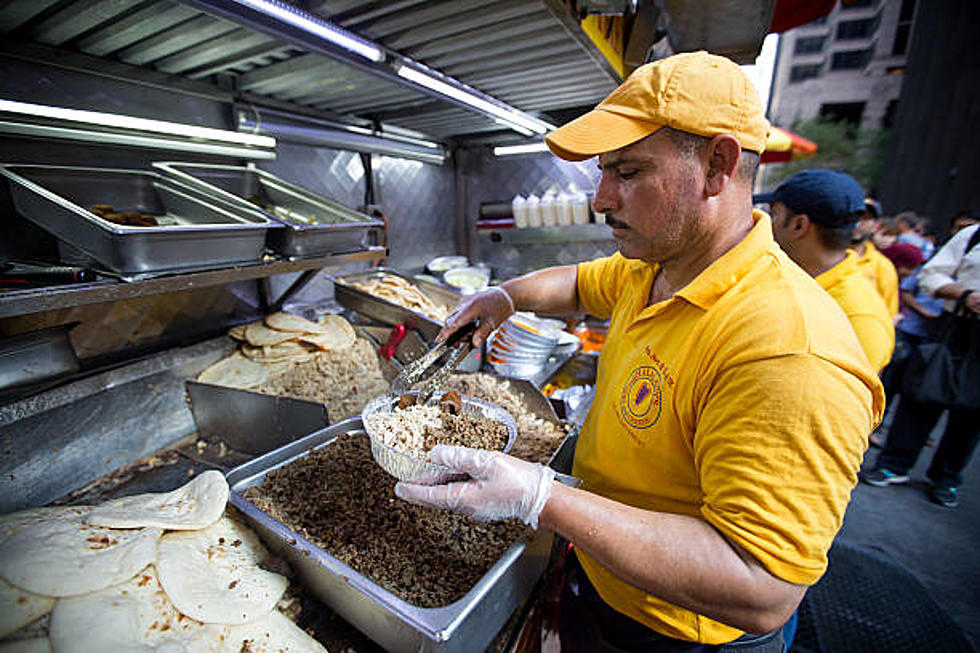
{"left": 153, "top": 162, "right": 384, "bottom": 258}
{"left": 0, "top": 164, "right": 274, "bottom": 278}
{"left": 331, "top": 267, "right": 460, "bottom": 342}
{"left": 226, "top": 417, "right": 576, "bottom": 653}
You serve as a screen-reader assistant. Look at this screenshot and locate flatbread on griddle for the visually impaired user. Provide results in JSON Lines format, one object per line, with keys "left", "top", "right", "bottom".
{"left": 298, "top": 314, "right": 355, "bottom": 352}
{"left": 0, "top": 518, "right": 160, "bottom": 598}
{"left": 84, "top": 470, "right": 228, "bottom": 531}
{"left": 264, "top": 312, "right": 327, "bottom": 334}
{"left": 0, "top": 577, "right": 54, "bottom": 639}
{"left": 220, "top": 609, "right": 327, "bottom": 652}
{"left": 198, "top": 353, "right": 269, "bottom": 389}
{"left": 49, "top": 565, "right": 225, "bottom": 653}
{"left": 244, "top": 321, "right": 297, "bottom": 347}
{"left": 156, "top": 518, "right": 286, "bottom": 625}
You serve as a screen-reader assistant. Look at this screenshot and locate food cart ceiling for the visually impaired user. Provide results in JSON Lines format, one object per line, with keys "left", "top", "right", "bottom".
{"left": 0, "top": 0, "right": 621, "bottom": 142}
{"left": 0, "top": 1, "right": 775, "bottom": 144}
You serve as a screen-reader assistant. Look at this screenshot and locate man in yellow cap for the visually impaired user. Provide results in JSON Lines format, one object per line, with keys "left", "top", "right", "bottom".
{"left": 396, "top": 51, "right": 883, "bottom": 652}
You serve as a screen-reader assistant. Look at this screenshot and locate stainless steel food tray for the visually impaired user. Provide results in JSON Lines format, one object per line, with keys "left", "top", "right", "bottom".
{"left": 0, "top": 164, "right": 274, "bottom": 279}
{"left": 331, "top": 267, "right": 460, "bottom": 342}
{"left": 226, "top": 417, "right": 559, "bottom": 653}
{"left": 154, "top": 162, "right": 384, "bottom": 258}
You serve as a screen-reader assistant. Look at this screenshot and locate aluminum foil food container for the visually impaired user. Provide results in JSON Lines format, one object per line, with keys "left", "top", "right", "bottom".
{"left": 362, "top": 393, "right": 518, "bottom": 484}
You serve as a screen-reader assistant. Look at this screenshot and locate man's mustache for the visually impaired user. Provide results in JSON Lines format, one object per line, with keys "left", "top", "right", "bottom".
{"left": 606, "top": 215, "right": 627, "bottom": 229}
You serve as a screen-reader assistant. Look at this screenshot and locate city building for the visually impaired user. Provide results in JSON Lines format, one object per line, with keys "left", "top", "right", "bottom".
{"left": 767, "top": 0, "right": 917, "bottom": 132}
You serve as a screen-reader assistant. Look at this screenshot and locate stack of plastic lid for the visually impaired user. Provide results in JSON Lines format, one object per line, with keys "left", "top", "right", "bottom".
{"left": 487, "top": 313, "right": 561, "bottom": 378}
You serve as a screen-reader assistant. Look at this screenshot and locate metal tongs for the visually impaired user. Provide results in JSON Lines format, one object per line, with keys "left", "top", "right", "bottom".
{"left": 389, "top": 321, "right": 478, "bottom": 404}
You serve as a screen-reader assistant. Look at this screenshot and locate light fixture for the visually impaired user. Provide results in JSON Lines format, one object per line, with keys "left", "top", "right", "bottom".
{"left": 0, "top": 99, "right": 276, "bottom": 148}
{"left": 395, "top": 64, "right": 554, "bottom": 136}
{"left": 493, "top": 142, "right": 552, "bottom": 156}
{"left": 494, "top": 119, "right": 535, "bottom": 137}
{"left": 229, "top": 0, "right": 384, "bottom": 63}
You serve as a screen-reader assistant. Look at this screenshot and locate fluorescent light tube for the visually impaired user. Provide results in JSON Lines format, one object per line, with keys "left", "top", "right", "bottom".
{"left": 233, "top": 0, "right": 384, "bottom": 63}
{"left": 0, "top": 99, "right": 276, "bottom": 148}
{"left": 396, "top": 64, "right": 553, "bottom": 135}
{"left": 494, "top": 142, "right": 551, "bottom": 156}
{"left": 494, "top": 119, "right": 535, "bottom": 137}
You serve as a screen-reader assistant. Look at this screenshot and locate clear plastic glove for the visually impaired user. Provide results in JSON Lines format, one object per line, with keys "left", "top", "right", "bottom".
{"left": 394, "top": 445, "right": 555, "bottom": 529}
{"left": 438, "top": 286, "right": 514, "bottom": 347}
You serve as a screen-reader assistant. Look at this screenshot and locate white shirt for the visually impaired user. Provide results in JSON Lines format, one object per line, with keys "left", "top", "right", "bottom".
{"left": 919, "top": 224, "right": 980, "bottom": 311}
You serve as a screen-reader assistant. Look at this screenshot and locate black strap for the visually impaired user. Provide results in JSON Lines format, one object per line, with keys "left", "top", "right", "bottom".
{"left": 966, "top": 226, "right": 980, "bottom": 255}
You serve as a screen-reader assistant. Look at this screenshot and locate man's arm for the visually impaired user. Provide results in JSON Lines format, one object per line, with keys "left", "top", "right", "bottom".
{"left": 540, "top": 485, "right": 806, "bottom": 634}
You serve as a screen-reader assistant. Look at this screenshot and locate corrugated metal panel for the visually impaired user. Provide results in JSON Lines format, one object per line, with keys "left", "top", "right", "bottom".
{"left": 0, "top": 0, "right": 620, "bottom": 141}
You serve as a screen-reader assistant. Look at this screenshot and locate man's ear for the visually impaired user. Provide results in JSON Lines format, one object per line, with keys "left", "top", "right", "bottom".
{"left": 704, "top": 134, "right": 741, "bottom": 197}
{"left": 789, "top": 213, "right": 811, "bottom": 239}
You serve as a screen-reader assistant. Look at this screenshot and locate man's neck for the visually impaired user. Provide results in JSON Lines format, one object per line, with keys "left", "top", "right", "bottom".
{"left": 648, "top": 203, "right": 755, "bottom": 304}
{"left": 799, "top": 248, "right": 847, "bottom": 278}
{"left": 851, "top": 238, "right": 868, "bottom": 256}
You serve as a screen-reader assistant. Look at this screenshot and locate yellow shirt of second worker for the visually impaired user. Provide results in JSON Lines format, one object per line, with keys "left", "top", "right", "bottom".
{"left": 573, "top": 212, "right": 884, "bottom": 645}
{"left": 816, "top": 251, "right": 895, "bottom": 371}
{"left": 854, "top": 240, "right": 899, "bottom": 317}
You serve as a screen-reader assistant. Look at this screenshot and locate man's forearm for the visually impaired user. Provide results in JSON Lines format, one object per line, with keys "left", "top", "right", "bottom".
{"left": 932, "top": 282, "right": 968, "bottom": 301}
{"left": 540, "top": 483, "right": 805, "bottom": 634}
{"left": 501, "top": 265, "right": 580, "bottom": 315}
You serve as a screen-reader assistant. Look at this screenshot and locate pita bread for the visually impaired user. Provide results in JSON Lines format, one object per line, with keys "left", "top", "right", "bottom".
{"left": 263, "top": 312, "right": 326, "bottom": 334}
{"left": 0, "top": 577, "right": 54, "bottom": 639}
{"left": 220, "top": 610, "right": 327, "bottom": 653}
{"left": 49, "top": 565, "right": 225, "bottom": 653}
{"left": 244, "top": 321, "right": 296, "bottom": 347}
{"left": 156, "top": 518, "right": 286, "bottom": 625}
{"left": 0, "top": 639, "right": 51, "bottom": 653}
{"left": 228, "top": 323, "right": 252, "bottom": 341}
{"left": 0, "top": 518, "right": 160, "bottom": 597}
{"left": 83, "top": 470, "right": 228, "bottom": 531}
{"left": 241, "top": 342, "right": 313, "bottom": 363}
{"left": 0, "top": 506, "right": 92, "bottom": 544}
{"left": 198, "top": 353, "right": 269, "bottom": 389}
{"left": 298, "top": 315, "right": 355, "bottom": 351}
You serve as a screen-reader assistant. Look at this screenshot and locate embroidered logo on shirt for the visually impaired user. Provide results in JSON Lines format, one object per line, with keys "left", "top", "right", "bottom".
{"left": 619, "top": 366, "right": 663, "bottom": 429}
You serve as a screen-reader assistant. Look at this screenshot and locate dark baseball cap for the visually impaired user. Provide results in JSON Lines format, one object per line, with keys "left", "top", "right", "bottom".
{"left": 753, "top": 169, "right": 866, "bottom": 227}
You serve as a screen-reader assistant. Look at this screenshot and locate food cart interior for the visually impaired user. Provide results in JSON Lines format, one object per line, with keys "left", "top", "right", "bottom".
{"left": 4, "top": 2, "right": 973, "bottom": 652}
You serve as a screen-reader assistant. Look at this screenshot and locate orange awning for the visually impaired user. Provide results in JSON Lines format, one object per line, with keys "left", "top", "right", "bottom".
{"left": 761, "top": 126, "right": 818, "bottom": 163}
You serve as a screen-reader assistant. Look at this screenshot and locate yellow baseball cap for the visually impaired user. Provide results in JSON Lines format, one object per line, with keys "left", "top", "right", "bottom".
{"left": 545, "top": 51, "right": 770, "bottom": 161}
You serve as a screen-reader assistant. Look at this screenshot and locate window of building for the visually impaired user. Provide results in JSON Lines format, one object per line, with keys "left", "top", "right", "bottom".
{"left": 831, "top": 48, "right": 873, "bottom": 70}
{"left": 840, "top": 0, "right": 875, "bottom": 10}
{"left": 836, "top": 16, "right": 879, "bottom": 40}
{"left": 790, "top": 64, "right": 823, "bottom": 82}
{"left": 795, "top": 36, "right": 827, "bottom": 54}
{"left": 820, "top": 102, "right": 865, "bottom": 129}
{"left": 892, "top": 0, "right": 916, "bottom": 55}
{"left": 806, "top": 16, "right": 828, "bottom": 26}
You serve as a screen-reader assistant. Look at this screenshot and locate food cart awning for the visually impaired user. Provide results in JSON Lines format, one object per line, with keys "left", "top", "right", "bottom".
{"left": 761, "top": 126, "right": 818, "bottom": 163}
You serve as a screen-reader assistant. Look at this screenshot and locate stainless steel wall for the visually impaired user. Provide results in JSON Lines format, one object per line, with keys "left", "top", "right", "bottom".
{"left": 459, "top": 148, "right": 617, "bottom": 278}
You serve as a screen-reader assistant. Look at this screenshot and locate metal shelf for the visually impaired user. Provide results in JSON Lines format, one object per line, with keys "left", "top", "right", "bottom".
{"left": 477, "top": 223, "right": 612, "bottom": 245}
{"left": 0, "top": 247, "right": 385, "bottom": 318}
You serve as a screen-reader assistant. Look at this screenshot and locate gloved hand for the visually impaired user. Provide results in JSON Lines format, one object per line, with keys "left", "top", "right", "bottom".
{"left": 394, "top": 445, "right": 555, "bottom": 529}
{"left": 437, "top": 286, "right": 515, "bottom": 347}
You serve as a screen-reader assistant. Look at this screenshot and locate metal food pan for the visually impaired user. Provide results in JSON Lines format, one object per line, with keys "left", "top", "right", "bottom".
{"left": 226, "top": 417, "right": 559, "bottom": 653}
{"left": 332, "top": 267, "right": 461, "bottom": 342}
{"left": 154, "top": 162, "right": 384, "bottom": 258}
{"left": 0, "top": 324, "right": 79, "bottom": 392}
{"left": 0, "top": 164, "right": 274, "bottom": 278}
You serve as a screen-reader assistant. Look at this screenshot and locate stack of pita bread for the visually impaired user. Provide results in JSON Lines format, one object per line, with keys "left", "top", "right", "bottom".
{"left": 352, "top": 274, "right": 449, "bottom": 322}
{"left": 198, "top": 312, "right": 357, "bottom": 390}
{"left": 0, "top": 471, "right": 326, "bottom": 653}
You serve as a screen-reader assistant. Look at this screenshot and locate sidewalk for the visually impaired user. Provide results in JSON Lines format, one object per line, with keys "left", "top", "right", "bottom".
{"left": 839, "top": 410, "right": 980, "bottom": 649}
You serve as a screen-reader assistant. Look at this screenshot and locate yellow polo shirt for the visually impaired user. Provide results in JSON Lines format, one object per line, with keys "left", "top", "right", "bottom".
{"left": 816, "top": 251, "right": 895, "bottom": 372}
{"left": 573, "top": 212, "right": 883, "bottom": 645}
{"left": 854, "top": 241, "right": 899, "bottom": 317}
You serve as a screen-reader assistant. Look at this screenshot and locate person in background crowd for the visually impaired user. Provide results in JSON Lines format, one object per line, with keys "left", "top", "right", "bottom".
{"left": 871, "top": 243, "right": 938, "bottom": 446}
{"left": 950, "top": 209, "right": 979, "bottom": 237}
{"left": 852, "top": 200, "right": 900, "bottom": 318}
{"left": 861, "top": 224, "right": 980, "bottom": 508}
{"left": 895, "top": 212, "right": 934, "bottom": 260}
{"left": 761, "top": 170, "right": 895, "bottom": 372}
{"left": 396, "top": 51, "right": 883, "bottom": 653}
{"left": 872, "top": 218, "right": 900, "bottom": 250}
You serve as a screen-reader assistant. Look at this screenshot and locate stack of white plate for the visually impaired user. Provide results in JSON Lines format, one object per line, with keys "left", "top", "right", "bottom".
{"left": 487, "top": 313, "right": 561, "bottom": 378}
